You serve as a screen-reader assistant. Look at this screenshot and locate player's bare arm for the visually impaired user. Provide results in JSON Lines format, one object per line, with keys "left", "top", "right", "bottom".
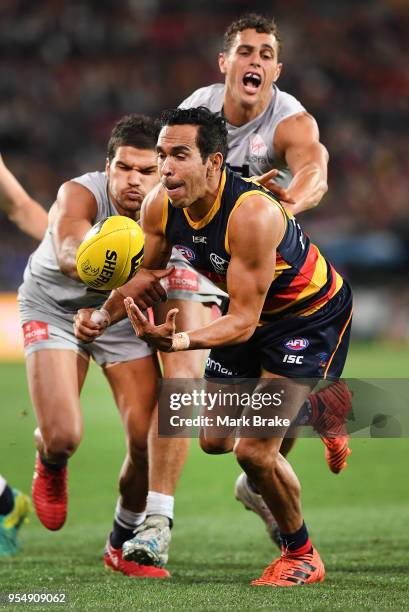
{"left": 126, "top": 194, "right": 285, "bottom": 351}
{"left": 272, "top": 112, "right": 328, "bottom": 215}
{"left": 0, "top": 154, "right": 48, "bottom": 240}
{"left": 53, "top": 181, "right": 97, "bottom": 280}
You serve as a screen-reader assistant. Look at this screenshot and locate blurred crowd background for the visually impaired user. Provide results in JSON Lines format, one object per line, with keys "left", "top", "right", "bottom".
{"left": 0, "top": 0, "right": 408, "bottom": 341}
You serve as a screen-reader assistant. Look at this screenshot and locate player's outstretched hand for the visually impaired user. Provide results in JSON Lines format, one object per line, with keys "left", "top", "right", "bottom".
{"left": 125, "top": 296, "right": 178, "bottom": 352}
{"left": 124, "top": 267, "right": 174, "bottom": 310}
{"left": 73, "top": 308, "right": 110, "bottom": 342}
{"left": 253, "top": 168, "right": 296, "bottom": 205}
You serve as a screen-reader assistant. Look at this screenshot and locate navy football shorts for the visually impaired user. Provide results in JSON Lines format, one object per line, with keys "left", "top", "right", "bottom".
{"left": 204, "top": 282, "right": 353, "bottom": 381}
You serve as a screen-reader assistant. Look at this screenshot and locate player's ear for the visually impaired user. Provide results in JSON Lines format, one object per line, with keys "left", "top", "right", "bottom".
{"left": 207, "top": 152, "right": 223, "bottom": 177}
{"left": 105, "top": 157, "right": 110, "bottom": 176}
{"left": 274, "top": 62, "right": 283, "bottom": 82}
{"left": 218, "top": 52, "right": 227, "bottom": 75}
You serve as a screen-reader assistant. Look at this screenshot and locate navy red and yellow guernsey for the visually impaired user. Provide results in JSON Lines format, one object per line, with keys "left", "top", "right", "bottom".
{"left": 162, "top": 167, "right": 343, "bottom": 324}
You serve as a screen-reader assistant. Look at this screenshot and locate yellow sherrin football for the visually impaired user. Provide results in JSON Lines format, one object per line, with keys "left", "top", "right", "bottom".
{"left": 76, "top": 216, "right": 144, "bottom": 290}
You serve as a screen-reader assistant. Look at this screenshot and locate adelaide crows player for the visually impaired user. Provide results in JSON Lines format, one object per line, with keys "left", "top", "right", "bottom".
{"left": 99, "top": 107, "right": 353, "bottom": 586}
{"left": 130, "top": 12, "right": 352, "bottom": 564}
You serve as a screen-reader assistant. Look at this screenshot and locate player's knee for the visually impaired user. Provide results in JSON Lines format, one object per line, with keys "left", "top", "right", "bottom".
{"left": 234, "top": 439, "right": 277, "bottom": 473}
{"left": 127, "top": 439, "right": 148, "bottom": 466}
{"left": 200, "top": 436, "right": 230, "bottom": 454}
{"left": 42, "top": 429, "right": 81, "bottom": 458}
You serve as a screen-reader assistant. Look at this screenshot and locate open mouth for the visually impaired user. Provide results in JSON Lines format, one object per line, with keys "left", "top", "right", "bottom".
{"left": 242, "top": 72, "right": 262, "bottom": 92}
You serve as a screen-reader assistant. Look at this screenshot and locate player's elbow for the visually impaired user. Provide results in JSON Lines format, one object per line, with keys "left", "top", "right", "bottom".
{"left": 316, "top": 178, "right": 328, "bottom": 204}
{"left": 239, "top": 325, "right": 257, "bottom": 343}
{"left": 307, "top": 168, "right": 328, "bottom": 209}
{"left": 58, "top": 257, "right": 79, "bottom": 280}
{"left": 7, "top": 200, "right": 28, "bottom": 229}
{"left": 315, "top": 145, "right": 329, "bottom": 205}
{"left": 8, "top": 198, "right": 47, "bottom": 240}
{"left": 234, "top": 318, "right": 258, "bottom": 343}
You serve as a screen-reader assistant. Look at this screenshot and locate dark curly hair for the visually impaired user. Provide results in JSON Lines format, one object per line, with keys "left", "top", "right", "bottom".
{"left": 107, "top": 114, "right": 160, "bottom": 160}
{"left": 160, "top": 107, "right": 228, "bottom": 167}
{"left": 223, "top": 13, "right": 281, "bottom": 54}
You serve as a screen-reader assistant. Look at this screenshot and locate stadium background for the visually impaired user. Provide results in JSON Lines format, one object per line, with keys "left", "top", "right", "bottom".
{"left": 0, "top": 0, "right": 408, "bottom": 609}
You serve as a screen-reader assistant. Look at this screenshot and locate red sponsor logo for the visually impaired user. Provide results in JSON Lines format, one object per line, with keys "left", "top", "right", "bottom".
{"left": 166, "top": 268, "right": 199, "bottom": 292}
{"left": 250, "top": 134, "right": 268, "bottom": 157}
{"left": 23, "top": 321, "right": 49, "bottom": 347}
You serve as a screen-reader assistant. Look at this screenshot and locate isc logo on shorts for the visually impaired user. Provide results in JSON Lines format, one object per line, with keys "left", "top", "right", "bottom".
{"left": 284, "top": 338, "right": 309, "bottom": 351}
{"left": 23, "top": 321, "right": 49, "bottom": 347}
{"left": 283, "top": 354, "right": 304, "bottom": 365}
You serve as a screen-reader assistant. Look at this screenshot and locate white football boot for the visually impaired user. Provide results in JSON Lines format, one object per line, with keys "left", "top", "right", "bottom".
{"left": 234, "top": 473, "right": 281, "bottom": 548}
{"left": 122, "top": 515, "right": 171, "bottom": 567}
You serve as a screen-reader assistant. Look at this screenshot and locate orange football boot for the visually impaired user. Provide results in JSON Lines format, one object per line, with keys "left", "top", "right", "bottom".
{"left": 252, "top": 547, "right": 325, "bottom": 587}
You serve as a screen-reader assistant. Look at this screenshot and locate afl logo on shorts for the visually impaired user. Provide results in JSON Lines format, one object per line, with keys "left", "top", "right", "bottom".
{"left": 284, "top": 338, "right": 309, "bottom": 351}
{"left": 175, "top": 245, "right": 196, "bottom": 262}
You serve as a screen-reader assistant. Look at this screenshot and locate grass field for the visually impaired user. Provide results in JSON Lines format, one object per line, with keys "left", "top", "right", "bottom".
{"left": 1, "top": 342, "right": 408, "bottom": 610}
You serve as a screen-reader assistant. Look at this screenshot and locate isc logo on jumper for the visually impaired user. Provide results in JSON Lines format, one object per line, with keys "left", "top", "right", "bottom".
{"left": 284, "top": 338, "right": 309, "bottom": 351}
{"left": 192, "top": 235, "right": 207, "bottom": 244}
{"left": 174, "top": 245, "right": 195, "bottom": 262}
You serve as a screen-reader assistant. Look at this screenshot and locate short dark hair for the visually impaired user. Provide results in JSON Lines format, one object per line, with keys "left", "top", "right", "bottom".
{"left": 223, "top": 13, "right": 281, "bottom": 54}
{"left": 107, "top": 114, "right": 160, "bottom": 160}
{"left": 160, "top": 107, "right": 228, "bottom": 167}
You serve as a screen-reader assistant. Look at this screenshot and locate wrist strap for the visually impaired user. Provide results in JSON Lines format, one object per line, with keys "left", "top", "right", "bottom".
{"left": 171, "top": 332, "right": 190, "bottom": 352}
{"left": 99, "top": 308, "right": 111, "bottom": 326}
{"left": 91, "top": 308, "right": 111, "bottom": 327}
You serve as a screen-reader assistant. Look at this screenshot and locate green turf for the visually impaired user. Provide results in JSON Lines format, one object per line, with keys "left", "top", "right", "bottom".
{"left": 0, "top": 342, "right": 408, "bottom": 610}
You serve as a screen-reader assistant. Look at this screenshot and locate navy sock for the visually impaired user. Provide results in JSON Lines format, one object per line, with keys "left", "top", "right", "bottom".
{"left": 294, "top": 399, "right": 313, "bottom": 426}
{"left": 294, "top": 396, "right": 326, "bottom": 427}
{"left": 280, "top": 521, "right": 312, "bottom": 555}
{"left": 41, "top": 456, "right": 67, "bottom": 471}
{"left": 0, "top": 485, "right": 14, "bottom": 515}
{"left": 110, "top": 521, "right": 135, "bottom": 549}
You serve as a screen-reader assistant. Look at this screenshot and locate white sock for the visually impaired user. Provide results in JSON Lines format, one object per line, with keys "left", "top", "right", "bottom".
{"left": 114, "top": 499, "right": 146, "bottom": 530}
{"left": 0, "top": 475, "right": 6, "bottom": 497}
{"left": 146, "top": 491, "right": 174, "bottom": 520}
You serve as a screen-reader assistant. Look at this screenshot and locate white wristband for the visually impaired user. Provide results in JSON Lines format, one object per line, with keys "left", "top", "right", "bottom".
{"left": 171, "top": 332, "right": 190, "bottom": 352}
{"left": 91, "top": 308, "right": 111, "bottom": 327}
